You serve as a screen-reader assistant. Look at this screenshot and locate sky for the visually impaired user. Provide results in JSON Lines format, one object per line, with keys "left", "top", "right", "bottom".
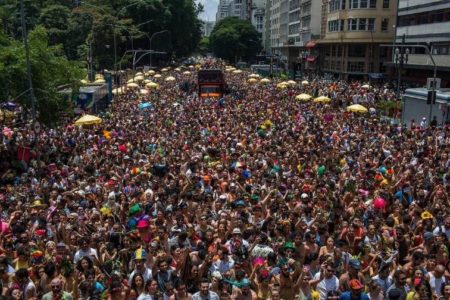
{"left": 196, "top": 0, "right": 218, "bottom": 21}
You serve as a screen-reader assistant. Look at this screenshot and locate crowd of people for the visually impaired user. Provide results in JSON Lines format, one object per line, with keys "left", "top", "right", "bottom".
{"left": 0, "top": 59, "right": 449, "bottom": 300}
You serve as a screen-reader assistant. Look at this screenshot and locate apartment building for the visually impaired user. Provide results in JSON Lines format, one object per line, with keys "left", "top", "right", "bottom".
{"left": 390, "top": 0, "right": 450, "bottom": 87}
{"left": 267, "top": 0, "right": 321, "bottom": 73}
{"left": 319, "top": 0, "right": 397, "bottom": 80}
{"left": 216, "top": 0, "right": 232, "bottom": 21}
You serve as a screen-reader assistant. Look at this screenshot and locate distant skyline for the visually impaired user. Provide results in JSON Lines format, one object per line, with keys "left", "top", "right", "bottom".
{"left": 196, "top": 0, "right": 218, "bottom": 21}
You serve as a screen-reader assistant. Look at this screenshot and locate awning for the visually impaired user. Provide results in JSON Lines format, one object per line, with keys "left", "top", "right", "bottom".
{"left": 307, "top": 56, "right": 316, "bottom": 62}
{"left": 306, "top": 41, "right": 316, "bottom": 48}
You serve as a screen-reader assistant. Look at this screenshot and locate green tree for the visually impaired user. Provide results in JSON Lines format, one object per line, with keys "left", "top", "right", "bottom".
{"left": 0, "top": 26, "right": 83, "bottom": 124}
{"left": 210, "top": 17, "right": 262, "bottom": 62}
{"left": 198, "top": 36, "right": 210, "bottom": 55}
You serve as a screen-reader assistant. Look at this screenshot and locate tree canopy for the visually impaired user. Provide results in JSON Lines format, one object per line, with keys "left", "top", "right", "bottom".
{"left": 0, "top": 0, "right": 204, "bottom": 124}
{"left": 209, "top": 17, "right": 262, "bottom": 63}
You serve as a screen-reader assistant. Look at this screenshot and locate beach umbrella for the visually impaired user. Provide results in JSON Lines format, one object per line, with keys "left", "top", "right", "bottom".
{"left": 248, "top": 73, "right": 260, "bottom": 78}
{"left": 146, "top": 70, "right": 156, "bottom": 76}
{"left": 277, "top": 83, "right": 288, "bottom": 89}
{"left": 75, "top": 114, "right": 102, "bottom": 126}
{"left": 347, "top": 104, "right": 368, "bottom": 113}
{"left": 188, "top": 65, "right": 195, "bottom": 69}
{"left": 165, "top": 76, "right": 176, "bottom": 82}
{"left": 127, "top": 82, "right": 139, "bottom": 89}
{"left": 146, "top": 82, "right": 159, "bottom": 89}
{"left": 313, "top": 96, "right": 331, "bottom": 103}
{"left": 248, "top": 78, "right": 258, "bottom": 83}
{"left": 361, "top": 84, "right": 371, "bottom": 89}
{"left": 153, "top": 74, "right": 162, "bottom": 79}
{"left": 175, "top": 68, "right": 181, "bottom": 72}
{"left": 232, "top": 70, "right": 242, "bottom": 74}
{"left": 112, "top": 88, "right": 124, "bottom": 95}
{"left": 161, "top": 68, "right": 168, "bottom": 72}
{"left": 287, "top": 80, "right": 296, "bottom": 86}
{"left": 134, "top": 75, "right": 144, "bottom": 82}
{"left": 138, "top": 102, "right": 153, "bottom": 110}
{"left": 295, "top": 93, "right": 312, "bottom": 101}
{"left": 183, "top": 71, "right": 191, "bottom": 75}
{"left": 135, "top": 72, "right": 143, "bottom": 76}
{"left": 144, "top": 79, "right": 152, "bottom": 84}
{"left": 127, "top": 78, "right": 136, "bottom": 84}
{"left": 139, "top": 89, "right": 149, "bottom": 95}
{"left": 301, "top": 80, "right": 309, "bottom": 85}
{"left": 260, "top": 78, "right": 270, "bottom": 84}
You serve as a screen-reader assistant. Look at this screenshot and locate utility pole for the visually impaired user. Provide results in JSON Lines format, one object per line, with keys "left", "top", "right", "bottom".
{"left": 20, "top": 0, "right": 37, "bottom": 121}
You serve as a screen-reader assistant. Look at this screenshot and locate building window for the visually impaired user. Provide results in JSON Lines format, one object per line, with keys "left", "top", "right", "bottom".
{"left": 350, "top": 0, "right": 376, "bottom": 9}
{"left": 328, "top": 20, "right": 340, "bottom": 32}
{"left": 383, "top": 0, "right": 389, "bottom": 8}
{"left": 347, "top": 62, "right": 365, "bottom": 72}
{"left": 348, "top": 45, "right": 366, "bottom": 57}
{"left": 348, "top": 18, "right": 357, "bottom": 31}
{"left": 381, "top": 18, "right": 388, "bottom": 32}
{"left": 348, "top": 18, "right": 375, "bottom": 31}
{"left": 329, "top": 0, "right": 343, "bottom": 12}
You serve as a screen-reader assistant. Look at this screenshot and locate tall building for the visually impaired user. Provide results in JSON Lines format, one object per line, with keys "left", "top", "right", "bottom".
{"left": 268, "top": 0, "right": 322, "bottom": 73}
{"left": 201, "top": 21, "right": 216, "bottom": 37}
{"left": 318, "top": 0, "right": 397, "bottom": 80}
{"left": 389, "top": 0, "right": 450, "bottom": 87}
{"left": 216, "top": 0, "right": 232, "bottom": 21}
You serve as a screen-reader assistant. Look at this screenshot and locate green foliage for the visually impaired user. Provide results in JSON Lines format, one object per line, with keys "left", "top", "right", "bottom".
{"left": 0, "top": 27, "right": 83, "bottom": 124}
{"left": 210, "top": 17, "right": 262, "bottom": 62}
{"left": 198, "top": 36, "right": 210, "bottom": 55}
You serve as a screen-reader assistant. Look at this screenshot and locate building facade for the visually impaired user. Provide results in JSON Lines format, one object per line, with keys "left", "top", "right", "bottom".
{"left": 390, "top": 0, "right": 450, "bottom": 87}
{"left": 267, "top": 0, "right": 322, "bottom": 74}
{"left": 319, "top": 0, "right": 397, "bottom": 80}
{"left": 216, "top": 0, "right": 232, "bottom": 21}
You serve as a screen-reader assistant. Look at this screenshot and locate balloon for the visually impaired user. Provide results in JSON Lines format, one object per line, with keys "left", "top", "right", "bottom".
{"left": 373, "top": 197, "right": 386, "bottom": 210}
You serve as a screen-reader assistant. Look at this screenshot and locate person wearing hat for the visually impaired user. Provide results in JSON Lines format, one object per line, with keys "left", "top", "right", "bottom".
{"left": 129, "top": 248, "right": 152, "bottom": 284}
{"left": 340, "top": 279, "right": 369, "bottom": 300}
{"left": 225, "top": 228, "right": 250, "bottom": 256}
{"left": 339, "top": 259, "right": 365, "bottom": 292}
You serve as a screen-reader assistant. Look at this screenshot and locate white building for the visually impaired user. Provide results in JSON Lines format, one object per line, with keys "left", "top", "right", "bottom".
{"left": 391, "top": 0, "right": 450, "bottom": 87}
{"left": 216, "top": 0, "right": 232, "bottom": 21}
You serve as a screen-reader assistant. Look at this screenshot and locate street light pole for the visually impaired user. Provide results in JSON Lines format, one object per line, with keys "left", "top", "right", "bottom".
{"left": 149, "top": 30, "right": 169, "bottom": 67}
{"left": 20, "top": 0, "right": 36, "bottom": 121}
{"left": 395, "top": 34, "right": 409, "bottom": 100}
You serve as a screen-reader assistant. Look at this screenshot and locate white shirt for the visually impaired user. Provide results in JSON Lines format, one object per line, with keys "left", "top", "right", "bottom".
{"left": 372, "top": 274, "right": 393, "bottom": 294}
{"left": 433, "top": 226, "right": 450, "bottom": 238}
{"left": 315, "top": 275, "right": 339, "bottom": 300}
{"left": 129, "top": 267, "right": 153, "bottom": 285}
{"left": 73, "top": 248, "right": 98, "bottom": 263}
{"left": 192, "top": 290, "right": 220, "bottom": 300}
{"left": 209, "top": 257, "right": 235, "bottom": 274}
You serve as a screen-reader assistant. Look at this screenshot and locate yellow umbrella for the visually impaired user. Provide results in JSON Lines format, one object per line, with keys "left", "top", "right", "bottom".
{"left": 135, "top": 72, "right": 143, "bottom": 76}
{"left": 165, "top": 76, "right": 176, "bottom": 82}
{"left": 127, "top": 82, "right": 139, "bottom": 89}
{"left": 161, "top": 68, "right": 168, "bottom": 72}
{"left": 188, "top": 65, "right": 195, "bottom": 69}
{"left": 146, "top": 82, "right": 159, "bottom": 89}
{"left": 260, "top": 78, "right": 270, "bottom": 84}
{"left": 112, "top": 88, "right": 125, "bottom": 95}
{"left": 347, "top": 104, "right": 368, "bottom": 113}
{"left": 147, "top": 70, "right": 156, "bottom": 76}
{"left": 75, "top": 114, "right": 102, "bottom": 126}
{"left": 175, "top": 68, "right": 181, "bottom": 72}
{"left": 183, "top": 71, "right": 191, "bottom": 75}
{"left": 144, "top": 79, "right": 152, "bottom": 84}
{"left": 248, "top": 73, "right": 260, "bottom": 78}
{"left": 232, "top": 70, "right": 242, "bottom": 74}
{"left": 127, "top": 78, "right": 135, "bottom": 84}
{"left": 94, "top": 79, "right": 105, "bottom": 84}
{"left": 295, "top": 93, "right": 312, "bottom": 101}
{"left": 248, "top": 78, "right": 258, "bottom": 83}
{"left": 287, "top": 80, "right": 296, "bottom": 86}
{"left": 301, "top": 80, "right": 309, "bottom": 85}
{"left": 313, "top": 96, "right": 331, "bottom": 103}
{"left": 134, "top": 75, "right": 144, "bottom": 82}
{"left": 139, "top": 89, "right": 149, "bottom": 95}
{"left": 277, "top": 83, "right": 288, "bottom": 89}
{"left": 153, "top": 74, "right": 162, "bottom": 79}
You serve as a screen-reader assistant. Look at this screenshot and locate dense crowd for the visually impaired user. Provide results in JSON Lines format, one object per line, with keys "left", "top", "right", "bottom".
{"left": 0, "top": 60, "right": 449, "bottom": 300}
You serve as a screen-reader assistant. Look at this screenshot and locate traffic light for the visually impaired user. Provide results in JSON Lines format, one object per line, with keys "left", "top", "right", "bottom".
{"left": 427, "top": 90, "right": 436, "bottom": 104}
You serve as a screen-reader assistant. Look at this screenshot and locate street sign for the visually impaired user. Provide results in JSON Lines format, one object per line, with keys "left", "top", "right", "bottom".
{"left": 427, "top": 78, "right": 441, "bottom": 90}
